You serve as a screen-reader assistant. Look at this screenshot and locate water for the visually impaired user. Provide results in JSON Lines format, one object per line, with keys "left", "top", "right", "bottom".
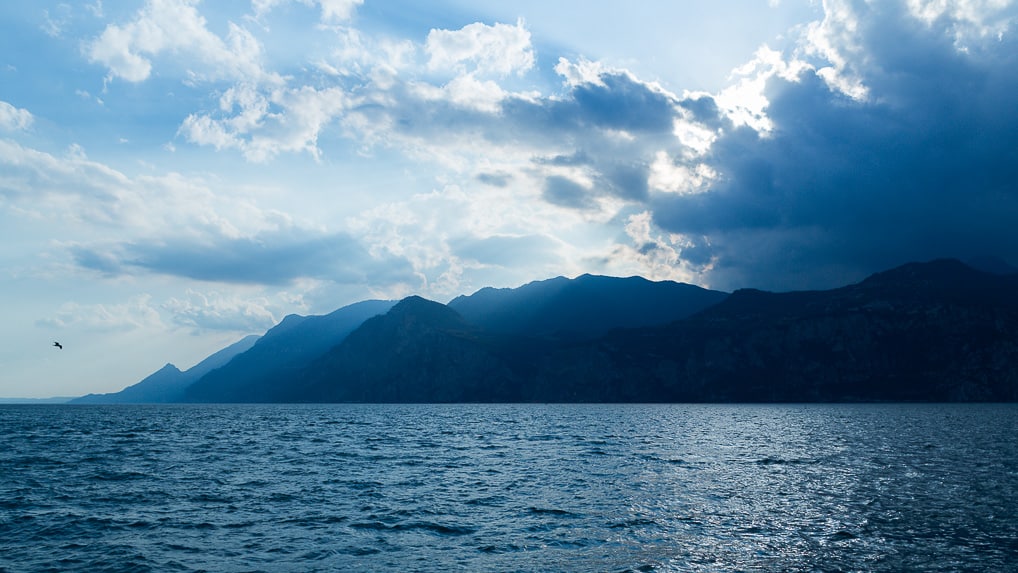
{"left": 1, "top": 404, "right": 1016, "bottom": 572}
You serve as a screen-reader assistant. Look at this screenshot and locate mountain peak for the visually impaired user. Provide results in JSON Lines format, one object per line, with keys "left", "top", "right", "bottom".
{"left": 392, "top": 294, "right": 434, "bottom": 308}
{"left": 387, "top": 295, "right": 471, "bottom": 331}
{"left": 449, "top": 273, "right": 727, "bottom": 339}
{"left": 860, "top": 258, "right": 978, "bottom": 285}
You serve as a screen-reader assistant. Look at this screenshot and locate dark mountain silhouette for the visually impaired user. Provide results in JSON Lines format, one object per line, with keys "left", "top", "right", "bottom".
{"left": 448, "top": 273, "right": 727, "bottom": 340}
{"left": 79, "top": 259, "right": 1018, "bottom": 404}
{"left": 966, "top": 256, "right": 1018, "bottom": 276}
{"left": 184, "top": 299, "right": 395, "bottom": 402}
{"left": 558, "top": 259, "right": 1018, "bottom": 402}
{"left": 290, "top": 296, "right": 526, "bottom": 402}
{"left": 72, "top": 335, "right": 260, "bottom": 404}
{"left": 185, "top": 275, "right": 730, "bottom": 402}
{"left": 281, "top": 259, "right": 1018, "bottom": 403}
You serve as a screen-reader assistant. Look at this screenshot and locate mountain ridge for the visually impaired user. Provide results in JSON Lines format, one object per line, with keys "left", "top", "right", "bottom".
{"left": 71, "top": 259, "right": 1018, "bottom": 403}
{"left": 449, "top": 273, "right": 727, "bottom": 339}
{"left": 72, "top": 334, "right": 260, "bottom": 404}
{"left": 184, "top": 299, "right": 397, "bottom": 403}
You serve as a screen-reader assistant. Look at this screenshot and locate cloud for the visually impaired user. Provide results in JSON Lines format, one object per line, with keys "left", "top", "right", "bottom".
{"left": 0, "top": 138, "right": 419, "bottom": 292}
{"left": 543, "top": 175, "right": 596, "bottom": 210}
{"left": 650, "top": 1, "right": 1018, "bottom": 289}
{"left": 595, "top": 211, "right": 710, "bottom": 284}
{"left": 253, "top": 0, "right": 362, "bottom": 23}
{"left": 82, "top": 2, "right": 1018, "bottom": 295}
{"left": 425, "top": 19, "right": 534, "bottom": 77}
{"left": 906, "top": 0, "right": 1017, "bottom": 47}
{"left": 72, "top": 227, "right": 416, "bottom": 286}
{"left": 348, "top": 57, "right": 687, "bottom": 210}
{"left": 41, "top": 5, "right": 73, "bottom": 38}
{"left": 476, "top": 171, "right": 512, "bottom": 187}
{"left": 163, "top": 289, "right": 278, "bottom": 332}
{"left": 346, "top": 183, "right": 580, "bottom": 296}
{"left": 179, "top": 84, "right": 347, "bottom": 162}
{"left": 0, "top": 140, "right": 131, "bottom": 223}
{"left": 37, "top": 295, "right": 164, "bottom": 332}
{"left": 0, "top": 139, "right": 258, "bottom": 234}
{"left": 87, "top": 0, "right": 276, "bottom": 84}
{"left": 449, "top": 233, "right": 562, "bottom": 268}
{"left": 555, "top": 68, "right": 677, "bottom": 134}
{"left": 0, "top": 101, "right": 33, "bottom": 131}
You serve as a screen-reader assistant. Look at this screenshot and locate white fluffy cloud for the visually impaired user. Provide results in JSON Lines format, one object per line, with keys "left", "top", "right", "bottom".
{"left": 87, "top": 0, "right": 276, "bottom": 84}
{"left": 38, "top": 295, "right": 164, "bottom": 332}
{"left": 164, "top": 289, "right": 278, "bottom": 332}
{"left": 0, "top": 101, "right": 33, "bottom": 131}
{"left": 906, "top": 0, "right": 1017, "bottom": 45}
{"left": 253, "top": 0, "right": 362, "bottom": 23}
{"left": 0, "top": 139, "right": 270, "bottom": 236}
{"left": 426, "top": 19, "right": 534, "bottom": 77}
{"left": 179, "top": 84, "right": 347, "bottom": 162}
{"left": 598, "top": 211, "right": 708, "bottom": 283}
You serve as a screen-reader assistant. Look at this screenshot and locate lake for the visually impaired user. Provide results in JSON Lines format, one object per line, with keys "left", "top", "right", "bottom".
{"left": 1, "top": 403, "right": 1016, "bottom": 571}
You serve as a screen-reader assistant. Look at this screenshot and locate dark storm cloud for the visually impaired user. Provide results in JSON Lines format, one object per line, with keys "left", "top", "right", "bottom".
{"left": 679, "top": 94, "right": 724, "bottom": 128}
{"left": 543, "top": 175, "right": 596, "bottom": 210}
{"left": 535, "top": 151, "right": 592, "bottom": 167}
{"left": 512, "top": 73, "right": 676, "bottom": 204}
{"left": 476, "top": 171, "right": 512, "bottom": 187}
{"left": 72, "top": 229, "right": 416, "bottom": 286}
{"left": 364, "top": 69, "right": 680, "bottom": 207}
{"left": 653, "top": 3, "right": 1018, "bottom": 290}
{"left": 69, "top": 245, "right": 124, "bottom": 276}
{"left": 604, "top": 163, "right": 649, "bottom": 202}
{"left": 566, "top": 72, "right": 677, "bottom": 133}
{"left": 499, "top": 72, "right": 678, "bottom": 141}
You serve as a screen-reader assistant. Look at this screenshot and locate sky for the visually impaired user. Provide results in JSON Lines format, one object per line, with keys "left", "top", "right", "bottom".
{"left": 2, "top": 0, "right": 1017, "bottom": 398}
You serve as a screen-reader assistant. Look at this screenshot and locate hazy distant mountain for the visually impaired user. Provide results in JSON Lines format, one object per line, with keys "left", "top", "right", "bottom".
{"left": 449, "top": 273, "right": 728, "bottom": 340}
{"left": 0, "top": 397, "right": 73, "bottom": 404}
{"left": 72, "top": 335, "right": 260, "bottom": 404}
{"left": 184, "top": 299, "right": 395, "bottom": 402}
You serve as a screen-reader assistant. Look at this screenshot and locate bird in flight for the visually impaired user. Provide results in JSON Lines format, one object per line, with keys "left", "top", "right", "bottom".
{"left": 53, "top": 341, "right": 63, "bottom": 350}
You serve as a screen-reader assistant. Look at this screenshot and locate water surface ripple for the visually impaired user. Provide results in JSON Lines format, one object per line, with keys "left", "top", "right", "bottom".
{"left": 1, "top": 403, "right": 1016, "bottom": 571}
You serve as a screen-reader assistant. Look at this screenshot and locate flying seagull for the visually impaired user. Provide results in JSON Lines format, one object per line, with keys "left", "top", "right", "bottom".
{"left": 53, "top": 341, "right": 62, "bottom": 350}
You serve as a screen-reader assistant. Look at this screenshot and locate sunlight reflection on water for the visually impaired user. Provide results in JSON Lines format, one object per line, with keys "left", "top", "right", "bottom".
{"left": 1, "top": 403, "right": 1016, "bottom": 571}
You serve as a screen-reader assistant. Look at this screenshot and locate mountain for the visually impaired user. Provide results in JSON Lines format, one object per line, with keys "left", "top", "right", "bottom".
{"left": 285, "top": 259, "right": 1018, "bottom": 403}
{"left": 0, "top": 397, "right": 73, "bottom": 404}
{"left": 290, "top": 296, "right": 527, "bottom": 402}
{"left": 449, "top": 273, "right": 728, "bottom": 340}
{"left": 92, "top": 260, "right": 1018, "bottom": 404}
{"left": 966, "top": 256, "right": 1018, "bottom": 276}
{"left": 557, "top": 259, "right": 1018, "bottom": 402}
{"left": 200, "top": 274, "right": 729, "bottom": 403}
{"left": 184, "top": 299, "right": 395, "bottom": 402}
{"left": 72, "top": 335, "right": 260, "bottom": 404}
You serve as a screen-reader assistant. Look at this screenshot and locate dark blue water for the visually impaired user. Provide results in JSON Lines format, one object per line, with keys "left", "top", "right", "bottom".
{"left": 1, "top": 404, "right": 1016, "bottom": 572}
